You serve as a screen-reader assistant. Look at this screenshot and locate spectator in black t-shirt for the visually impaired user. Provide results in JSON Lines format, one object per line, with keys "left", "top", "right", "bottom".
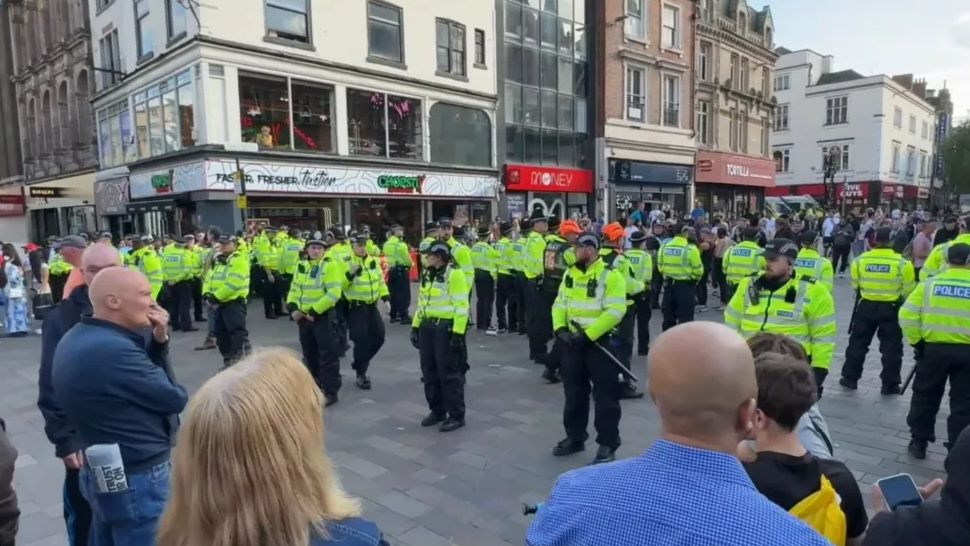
{"left": 743, "top": 352, "right": 869, "bottom": 544}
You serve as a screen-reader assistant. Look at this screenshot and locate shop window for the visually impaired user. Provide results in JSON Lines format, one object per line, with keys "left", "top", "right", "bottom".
{"left": 429, "top": 103, "right": 491, "bottom": 167}
{"left": 130, "top": 70, "right": 195, "bottom": 159}
{"left": 239, "top": 73, "right": 291, "bottom": 150}
{"left": 291, "top": 80, "right": 335, "bottom": 152}
{"left": 347, "top": 88, "right": 422, "bottom": 160}
{"left": 96, "top": 100, "right": 134, "bottom": 168}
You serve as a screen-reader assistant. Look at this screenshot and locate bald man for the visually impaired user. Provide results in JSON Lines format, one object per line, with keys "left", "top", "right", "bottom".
{"left": 38, "top": 243, "right": 122, "bottom": 546}
{"left": 527, "top": 322, "right": 830, "bottom": 546}
{"left": 52, "top": 267, "right": 187, "bottom": 546}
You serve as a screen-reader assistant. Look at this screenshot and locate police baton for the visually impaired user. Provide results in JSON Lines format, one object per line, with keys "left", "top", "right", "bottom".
{"left": 900, "top": 360, "right": 919, "bottom": 395}
{"left": 569, "top": 320, "right": 639, "bottom": 382}
{"left": 847, "top": 290, "right": 861, "bottom": 335}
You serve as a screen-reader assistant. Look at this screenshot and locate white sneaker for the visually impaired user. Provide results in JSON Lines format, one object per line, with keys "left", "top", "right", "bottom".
{"left": 713, "top": 304, "right": 724, "bottom": 311}
{"left": 486, "top": 327, "right": 498, "bottom": 336}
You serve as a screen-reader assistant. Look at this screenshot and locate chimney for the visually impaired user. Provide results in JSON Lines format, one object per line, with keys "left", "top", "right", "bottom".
{"left": 913, "top": 78, "right": 927, "bottom": 99}
{"left": 892, "top": 74, "right": 914, "bottom": 89}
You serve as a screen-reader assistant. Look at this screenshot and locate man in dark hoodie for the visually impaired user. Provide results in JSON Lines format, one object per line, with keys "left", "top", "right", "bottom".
{"left": 37, "top": 242, "right": 121, "bottom": 546}
{"left": 864, "top": 427, "right": 970, "bottom": 546}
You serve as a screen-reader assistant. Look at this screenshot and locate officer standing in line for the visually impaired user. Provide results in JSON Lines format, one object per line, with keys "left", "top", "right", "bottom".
{"left": 724, "top": 239, "right": 837, "bottom": 396}
{"left": 130, "top": 235, "right": 163, "bottom": 301}
{"left": 471, "top": 226, "right": 497, "bottom": 333}
{"left": 657, "top": 226, "right": 703, "bottom": 331}
{"left": 551, "top": 232, "right": 628, "bottom": 464}
{"left": 410, "top": 241, "right": 469, "bottom": 432}
{"left": 344, "top": 234, "right": 389, "bottom": 390}
{"left": 625, "top": 230, "right": 653, "bottom": 356}
{"left": 494, "top": 222, "right": 517, "bottom": 333}
{"left": 163, "top": 235, "right": 197, "bottom": 332}
{"left": 383, "top": 224, "right": 413, "bottom": 323}
{"left": 524, "top": 213, "right": 549, "bottom": 360}
{"left": 899, "top": 243, "right": 970, "bottom": 459}
{"left": 418, "top": 221, "right": 438, "bottom": 275}
{"left": 255, "top": 226, "right": 284, "bottom": 319}
{"left": 189, "top": 234, "right": 210, "bottom": 322}
{"left": 722, "top": 226, "right": 766, "bottom": 301}
{"left": 438, "top": 217, "right": 474, "bottom": 289}
{"left": 599, "top": 223, "right": 644, "bottom": 400}
{"left": 511, "top": 219, "right": 531, "bottom": 335}
{"left": 920, "top": 216, "right": 970, "bottom": 280}
{"left": 278, "top": 228, "right": 306, "bottom": 310}
{"left": 839, "top": 227, "right": 915, "bottom": 394}
{"left": 326, "top": 227, "right": 352, "bottom": 354}
{"left": 287, "top": 238, "right": 344, "bottom": 405}
{"left": 537, "top": 219, "right": 581, "bottom": 383}
{"left": 204, "top": 235, "right": 251, "bottom": 368}
{"left": 646, "top": 222, "right": 665, "bottom": 310}
{"left": 794, "top": 231, "right": 834, "bottom": 291}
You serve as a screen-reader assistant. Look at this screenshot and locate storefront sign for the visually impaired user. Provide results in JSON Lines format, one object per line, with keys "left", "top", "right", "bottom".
{"left": 377, "top": 175, "right": 423, "bottom": 194}
{"left": 504, "top": 164, "right": 593, "bottom": 193}
{"left": 94, "top": 178, "right": 130, "bottom": 215}
{"left": 0, "top": 194, "right": 25, "bottom": 217}
{"left": 506, "top": 192, "right": 527, "bottom": 218}
{"left": 28, "top": 187, "right": 65, "bottom": 198}
{"left": 151, "top": 174, "right": 173, "bottom": 194}
{"left": 695, "top": 151, "right": 775, "bottom": 187}
{"left": 129, "top": 161, "right": 207, "bottom": 199}
{"left": 610, "top": 160, "right": 693, "bottom": 186}
{"left": 918, "top": 187, "right": 930, "bottom": 199}
{"left": 841, "top": 183, "right": 864, "bottom": 198}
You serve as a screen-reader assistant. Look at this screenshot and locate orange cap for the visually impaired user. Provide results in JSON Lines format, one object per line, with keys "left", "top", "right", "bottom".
{"left": 560, "top": 220, "right": 582, "bottom": 236}
{"left": 602, "top": 222, "right": 625, "bottom": 243}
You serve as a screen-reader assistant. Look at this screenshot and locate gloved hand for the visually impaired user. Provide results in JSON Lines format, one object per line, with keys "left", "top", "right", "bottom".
{"left": 568, "top": 331, "right": 592, "bottom": 349}
{"left": 450, "top": 334, "right": 464, "bottom": 349}
{"left": 913, "top": 341, "right": 926, "bottom": 360}
{"left": 381, "top": 295, "right": 390, "bottom": 303}
{"left": 410, "top": 328, "right": 420, "bottom": 349}
{"left": 555, "top": 328, "right": 572, "bottom": 345}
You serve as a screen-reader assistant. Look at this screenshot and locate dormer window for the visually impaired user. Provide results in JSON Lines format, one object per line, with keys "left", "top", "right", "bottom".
{"left": 738, "top": 11, "right": 747, "bottom": 33}
{"left": 765, "top": 27, "right": 773, "bottom": 48}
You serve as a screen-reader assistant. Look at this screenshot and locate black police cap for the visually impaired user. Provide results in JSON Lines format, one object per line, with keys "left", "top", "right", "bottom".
{"left": 875, "top": 227, "right": 893, "bottom": 244}
{"left": 628, "top": 230, "right": 648, "bottom": 244}
{"left": 947, "top": 243, "right": 970, "bottom": 265}
{"left": 500, "top": 221, "right": 513, "bottom": 234}
{"left": 424, "top": 241, "right": 451, "bottom": 255}
{"left": 800, "top": 231, "right": 818, "bottom": 245}
{"left": 476, "top": 226, "right": 490, "bottom": 238}
{"left": 764, "top": 238, "right": 798, "bottom": 260}
{"left": 576, "top": 232, "right": 600, "bottom": 249}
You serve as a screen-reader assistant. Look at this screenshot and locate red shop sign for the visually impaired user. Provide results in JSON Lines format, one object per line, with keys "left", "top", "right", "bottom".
{"left": 0, "top": 195, "right": 25, "bottom": 217}
{"left": 504, "top": 164, "right": 593, "bottom": 193}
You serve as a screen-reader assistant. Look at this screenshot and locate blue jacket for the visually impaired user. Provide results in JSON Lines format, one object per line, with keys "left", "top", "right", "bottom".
{"left": 311, "top": 518, "right": 388, "bottom": 546}
{"left": 52, "top": 317, "right": 188, "bottom": 470}
{"left": 38, "top": 285, "right": 91, "bottom": 458}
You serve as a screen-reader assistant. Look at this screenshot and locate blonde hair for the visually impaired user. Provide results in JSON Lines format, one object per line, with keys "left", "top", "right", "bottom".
{"left": 157, "top": 348, "right": 360, "bottom": 546}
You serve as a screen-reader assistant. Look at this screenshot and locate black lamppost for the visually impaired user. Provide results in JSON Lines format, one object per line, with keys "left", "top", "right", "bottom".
{"left": 822, "top": 146, "right": 841, "bottom": 208}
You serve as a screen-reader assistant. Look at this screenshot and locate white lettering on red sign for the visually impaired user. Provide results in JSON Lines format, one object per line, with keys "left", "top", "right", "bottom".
{"left": 531, "top": 171, "right": 573, "bottom": 188}
{"left": 726, "top": 164, "right": 750, "bottom": 177}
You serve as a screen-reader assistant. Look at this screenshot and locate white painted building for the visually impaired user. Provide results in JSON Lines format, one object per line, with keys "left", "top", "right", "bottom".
{"left": 770, "top": 49, "right": 937, "bottom": 210}
{"left": 89, "top": 0, "right": 498, "bottom": 238}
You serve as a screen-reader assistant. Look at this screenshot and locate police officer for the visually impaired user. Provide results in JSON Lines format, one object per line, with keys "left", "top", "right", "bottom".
{"left": 920, "top": 216, "right": 970, "bottom": 280}
{"left": 900, "top": 243, "right": 970, "bottom": 459}
{"left": 418, "top": 221, "right": 438, "bottom": 275}
{"left": 471, "top": 226, "right": 497, "bottom": 332}
{"left": 646, "top": 222, "right": 665, "bottom": 310}
{"left": 189, "top": 234, "right": 210, "bottom": 322}
{"left": 840, "top": 227, "right": 916, "bottom": 394}
{"left": 327, "top": 227, "right": 352, "bottom": 354}
{"left": 278, "top": 228, "right": 305, "bottom": 309}
{"left": 724, "top": 239, "right": 837, "bottom": 396}
{"left": 383, "top": 224, "right": 414, "bottom": 323}
{"left": 511, "top": 219, "right": 531, "bottom": 334}
{"left": 723, "top": 226, "right": 766, "bottom": 301}
{"left": 287, "top": 237, "right": 344, "bottom": 405}
{"left": 599, "top": 222, "right": 644, "bottom": 399}
{"left": 657, "top": 226, "right": 703, "bottom": 330}
{"left": 524, "top": 213, "right": 548, "bottom": 359}
{"left": 163, "top": 235, "right": 197, "bottom": 332}
{"left": 129, "top": 235, "right": 163, "bottom": 301}
{"left": 538, "top": 220, "right": 581, "bottom": 384}
{"left": 344, "top": 234, "right": 389, "bottom": 390}
{"left": 494, "top": 222, "right": 517, "bottom": 333}
{"left": 551, "top": 232, "right": 628, "bottom": 464}
{"left": 794, "top": 231, "right": 834, "bottom": 291}
{"left": 438, "top": 217, "right": 474, "bottom": 289}
{"left": 255, "top": 226, "right": 284, "bottom": 319}
{"left": 204, "top": 235, "right": 251, "bottom": 368}
{"left": 626, "top": 230, "right": 653, "bottom": 356}
{"left": 48, "top": 244, "right": 73, "bottom": 303}
{"left": 411, "top": 241, "right": 469, "bottom": 432}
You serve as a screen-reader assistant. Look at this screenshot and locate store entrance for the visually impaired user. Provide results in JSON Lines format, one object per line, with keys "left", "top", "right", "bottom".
{"left": 350, "top": 198, "right": 422, "bottom": 246}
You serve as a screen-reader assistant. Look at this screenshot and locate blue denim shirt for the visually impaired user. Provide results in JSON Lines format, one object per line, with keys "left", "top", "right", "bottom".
{"left": 310, "top": 518, "right": 388, "bottom": 546}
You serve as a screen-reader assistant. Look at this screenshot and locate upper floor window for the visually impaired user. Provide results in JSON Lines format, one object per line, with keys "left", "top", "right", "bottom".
{"left": 774, "top": 73, "right": 790, "bottom": 91}
{"left": 430, "top": 103, "right": 491, "bottom": 167}
{"left": 625, "top": 0, "right": 646, "bottom": 40}
{"left": 661, "top": 4, "right": 680, "bottom": 49}
{"left": 436, "top": 19, "right": 466, "bottom": 77}
{"left": 698, "top": 42, "right": 711, "bottom": 81}
{"left": 662, "top": 74, "right": 680, "bottom": 127}
{"left": 96, "top": 0, "right": 114, "bottom": 11}
{"left": 729, "top": 54, "right": 739, "bottom": 89}
{"left": 825, "top": 96, "right": 847, "bottom": 125}
{"left": 239, "top": 73, "right": 291, "bottom": 150}
{"left": 740, "top": 58, "right": 749, "bottom": 91}
{"left": 367, "top": 1, "right": 404, "bottom": 65}
{"left": 347, "top": 88, "right": 422, "bottom": 159}
{"left": 134, "top": 0, "right": 153, "bottom": 59}
{"left": 891, "top": 141, "right": 901, "bottom": 172}
{"left": 696, "top": 100, "right": 711, "bottom": 145}
{"left": 474, "top": 29, "right": 486, "bottom": 66}
{"left": 773, "top": 149, "right": 791, "bottom": 173}
{"left": 167, "top": 0, "right": 188, "bottom": 40}
{"left": 625, "top": 65, "right": 646, "bottom": 122}
{"left": 265, "top": 0, "right": 309, "bottom": 44}
{"left": 908, "top": 114, "right": 916, "bottom": 134}
{"left": 98, "top": 30, "right": 122, "bottom": 89}
{"left": 774, "top": 103, "right": 789, "bottom": 131}
{"left": 738, "top": 11, "right": 747, "bottom": 33}
{"left": 131, "top": 70, "right": 195, "bottom": 159}
{"left": 893, "top": 107, "right": 902, "bottom": 128}
{"left": 921, "top": 121, "right": 929, "bottom": 139}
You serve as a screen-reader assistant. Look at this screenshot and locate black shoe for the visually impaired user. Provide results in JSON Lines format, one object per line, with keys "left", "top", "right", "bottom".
{"left": 552, "top": 438, "right": 585, "bottom": 457}
{"left": 518, "top": 330, "right": 527, "bottom": 336}
{"left": 356, "top": 374, "right": 372, "bottom": 390}
{"left": 881, "top": 383, "right": 901, "bottom": 395}
{"left": 194, "top": 317, "right": 206, "bottom": 322}
{"left": 592, "top": 445, "right": 617, "bottom": 464}
{"left": 181, "top": 327, "right": 200, "bottom": 332}
{"left": 389, "top": 316, "right": 400, "bottom": 323}
{"left": 265, "top": 314, "right": 278, "bottom": 320}
{"left": 399, "top": 315, "right": 412, "bottom": 324}
{"left": 421, "top": 412, "right": 446, "bottom": 427}
{"left": 637, "top": 348, "right": 649, "bottom": 356}
{"left": 908, "top": 439, "right": 927, "bottom": 460}
{"left": 439, "top": 417, "right": 465, "bottom": 432}
{"left": 620, "top": 383, "right": 644, "bottom": 399}
{"left": 324, "top": 393, "right": 339, "bottom": 407}
{"left": 541, "top": 368, "right": 561, "bottom": 384}
{"left": 839, "top": 377, "right": 858, "bottom": 390}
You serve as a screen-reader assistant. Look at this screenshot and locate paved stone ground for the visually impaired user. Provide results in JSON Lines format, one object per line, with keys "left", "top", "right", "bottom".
{"left": 0, "top": 276, "right": 952, "bottom": 546}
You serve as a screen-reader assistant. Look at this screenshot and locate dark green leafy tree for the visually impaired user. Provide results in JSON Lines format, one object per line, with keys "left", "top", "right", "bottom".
{"left": 942, "top": 120, "right": 970, "bottom": 194}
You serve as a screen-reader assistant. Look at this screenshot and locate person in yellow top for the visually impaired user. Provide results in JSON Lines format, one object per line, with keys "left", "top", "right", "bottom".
{"left": 724, "top": 239, "right": 837, "bottom": 398}
{"left": 898, "top": 242, "right": 970, "bottom": 459}
{"left": 840, "top": 227, "right": 916, "bottom": 395}
{"left": 383, "top": 224, "right": 413, "bottom": 323}
{"left": 551, "top": 232, "right": 628, "bottom": 465}
{"left": 344, "top": 234, "right": 390, "bottom": 391}
{"left": 161, "top": 235, "right": 197, "bottom": 332}
{"left": 524, "top": 213, "right": 549, "bottom": 359}
{"left": 510, "top": 218, "right": 531, "bottom": 334}
{"left": 723, "top": 227, "right": 766, "bottom": 299}
{"left": 536, "top": 219, "right": 581, "bottom": 383}
{"left": 794, "top": 231, "right": 834, "bottom": 292}
{"left": 494, "top": 221, "right": 518, "bottom": 333}
{"left": 410, "top": 241, "right": 469, "bottom": 432}
{"left": 598, "top": 222, "right": 645, "bottom": 400}
{"left": 625, "top": 229, "right": 654, "bottom": 357}
{"left": 418, "top": 222, "right": 438, "bottom": 272}
{"left": 128, "top": 235, "right": 164, "bottom": 301}
{"left": 657, "top": 226, "right": 703, "bottom": 331}
{"left": 470, "top": 226, "right": 497, "bottom": 333}
{"left": 919, "top": 217, "right": 970, "bottom": 280}
{"left": 203, "top": 235, "right": 251, "bottom": 368}
{"left": 278, "top": 228, "right": 305, "bottom": 308}
{"left": 47, "top": 246, "right": 73, "bottom": 303}
{"left": 186, "top": 234, "right": 208, "bottom": 323}
{"left": 438, "top": 217, "right": 473, "bottom": 290}
{"left": 253, "top": 226, "right": 284, "bottom": 319}
{"left": 358, "top": 225, "right": 381, "bottom": 257}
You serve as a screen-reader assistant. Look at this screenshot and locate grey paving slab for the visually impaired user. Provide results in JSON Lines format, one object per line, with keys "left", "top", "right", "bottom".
{"left": 0, "top": 276, "right": 953, "bottom": 545}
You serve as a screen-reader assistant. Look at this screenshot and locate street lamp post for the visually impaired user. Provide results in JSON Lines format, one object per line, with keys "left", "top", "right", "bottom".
{"left": 823, "top": 146, "right": 842, "bottom": 208}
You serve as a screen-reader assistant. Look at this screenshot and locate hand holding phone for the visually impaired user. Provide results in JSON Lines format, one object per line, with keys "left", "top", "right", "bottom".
{"left": 873, "top": 473, "right": 925, "bottom": 511}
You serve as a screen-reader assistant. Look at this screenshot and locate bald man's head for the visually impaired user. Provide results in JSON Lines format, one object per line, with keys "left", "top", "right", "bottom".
{"left": 81, "top": 243, "right": 123, "bottom": 286}
{"left": 648, "top": 322, "right": 758, "bottom": 453}
{"left": 90, "top": 267, "right": 153, "bottom": 331}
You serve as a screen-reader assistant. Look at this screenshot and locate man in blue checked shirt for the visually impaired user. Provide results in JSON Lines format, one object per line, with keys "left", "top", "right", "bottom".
{"left": 527, "top": 322, "right": 831, "bottom": 546}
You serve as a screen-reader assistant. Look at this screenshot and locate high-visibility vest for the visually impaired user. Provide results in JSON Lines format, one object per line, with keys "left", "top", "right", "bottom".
{"left": 494, "top": 237, "right": 513, "bottom": 275}
{"left": 542, "top": 234, "right": 573, "bottom": 290}
{"left": 445, "top": 237, "right": 474, "bottom": 290}
{"left": 899, "top": 268, "right": 970, "bottom": 345}
{"left": 471, "top": 241, "right": 496, "bottom": 276}
{"left": 724, "top": 241, "right": 766, "bottom": 284}
{"left": 920, "top": 234, "right": 970, "bottom": 280}
{"left": 658, "top": 236, "right": 703, "bottom": 281}
{"left": 286, "top": 257, "right": 343, "bottom": 314}
{"left": 343, "top": 254, "right": 389, "bottom": 303}
{"left": 724, "top": 275, "right": 837, "bottom": 370}
{"left": 600, "top": 248, "right": 643, "bottom": 298}
{"left": 254, "top": 235, "right": 281, "bottom": 270}
{"left": 552, "top": 257, "right": 627, "bottom": 341}
{"left": 510, "top": 237, "right": 527, "bottom": 272}
{"left": 624, "top": 248, "right": 653, "bottom": 293}
{"left": 279, "top": 238, "right": 305, "bottom": 275}
{"left": 161, "top": 246, "right": 189, "bottom": 282}
{"left": 49, "top": 254, "right": 72, "bottom": 276}
{"left": 382, "top": 236, "right": 412, "bottom": 268}
{"left": 523, "top": 231, "right": 546, "bottom": 280}
{"left": 412, "top": 265, "right": 469, "bottom": 334}
{"left": 131, "top": 246, "right": 163, "bottom": 299}
{"left": 851, "top": 248, "right": 915, "bottom": 302}
{"left": 206, "top": 251, "right": 250, "bottom": 302}
{"left": 795, "top": 248, "right": 834, "bottom": 292}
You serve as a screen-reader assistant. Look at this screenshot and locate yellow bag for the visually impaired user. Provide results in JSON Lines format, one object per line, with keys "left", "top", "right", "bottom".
{"left": 788, "top": 475, "right": 847, "bottom": 546}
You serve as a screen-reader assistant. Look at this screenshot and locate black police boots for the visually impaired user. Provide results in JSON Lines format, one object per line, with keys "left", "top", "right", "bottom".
{"left": 592, "top": 445, "right": 617, "bottom": 465}
{"left": 421, "top": 412, "right": 446, "bottom": 427}
{"left": 439, "top": 417, "right": 465, "bottom": 432}
{"left": 552, "top": 438, "right": 585, "bottom": 457}
{"left": 908, "top": 439, "right": 928, "bottom": 460}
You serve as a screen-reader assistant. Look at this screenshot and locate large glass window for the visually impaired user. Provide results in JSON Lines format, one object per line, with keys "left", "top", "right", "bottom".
{"left": 176, "top": 72, "right": 195, "bottom": 148}
{"left": 96, "top": 100, "right": 135, "bottom": 168}
{"left": 430, "top": 103, "right": 491, "bottom": 167}
{"left": 167, "top": 0, "right": 188, "bottom": 39}
{"left": 239, "top": 73, "right": 291, "bottom": 149}
{"left": 162, "top": 87, "right": 178, "bottom": 152}
{"left": 662, "top": 4, "right": 680, "bottom": 49}
{"left": 291, "top": 81, "right": 335, "bottom": 152}
{"left": 134, "top": 98, "right": 148, "bottom": 158}
{"left": 367, "top": 1, "right": 403, "bottom": 64}
{"left": 347, "top": 89, "right": 422, "bottom": 160}
{"left": 265, "top": 0, "right": 309, "bottom": 43}
{"left": 148, "top": 93, "right": 164, "bottom": 156}
{"left": 131, "top": 70, "right": 195, "bottom": 159}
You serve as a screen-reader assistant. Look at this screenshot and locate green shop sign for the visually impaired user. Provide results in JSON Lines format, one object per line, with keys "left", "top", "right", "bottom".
{"left": 151, "top": 174, "right": 173, "bottom": 194}
{"left": 378, "top": 174, "right": 423, "bottom": 193}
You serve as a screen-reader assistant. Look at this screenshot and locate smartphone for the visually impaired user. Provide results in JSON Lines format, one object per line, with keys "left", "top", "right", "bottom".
{"left": 876, "top": 473, "right": 923, "bottom": 510}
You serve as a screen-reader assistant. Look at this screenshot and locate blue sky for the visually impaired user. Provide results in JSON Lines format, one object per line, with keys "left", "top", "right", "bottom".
{"left": 767, "top": 0, "right": 970, "bottom": 122}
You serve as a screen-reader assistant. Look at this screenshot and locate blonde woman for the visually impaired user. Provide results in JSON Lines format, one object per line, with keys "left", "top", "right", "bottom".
{"left": 157, "top": 348, "right": 388, "bottom": 546}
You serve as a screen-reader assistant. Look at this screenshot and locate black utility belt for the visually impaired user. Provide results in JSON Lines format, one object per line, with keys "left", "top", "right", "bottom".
{"left": 663, "top": 278, "right": 695, "bottom": 284}
{"left": 347, "top": 300, "right": 378, "bottom": 307}
{"left": 423, "top": 317, "right": 454, "bottom": 326}
{"left": 216, "top": 297, "right": 245, "bottom": 305}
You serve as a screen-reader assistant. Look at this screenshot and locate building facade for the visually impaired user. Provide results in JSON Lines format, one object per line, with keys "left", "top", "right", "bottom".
{"left": 89, "top": 0, "right": 498, "bottom": 241}
{"left": 7, "top": 0, "right": 98, "bottom": 240}
{"left": 770, "top": 49, "right": 937, "bottom": 211}
{"left": 0, "top": 0, "right": 27, "bottom": 243}
{"left": 693, "top": 0, "right": 776, "bottom": 219}
{"left": 595, "top": 0, "right": 696, "bottom": 220}
{"left": 925, "top": 86, "right": 953, "bottom": 206}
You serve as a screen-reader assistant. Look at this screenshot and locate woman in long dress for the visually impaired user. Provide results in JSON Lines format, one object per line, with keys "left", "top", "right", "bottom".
{"left": 2, "top": 243, "right": 29, "bottom": 336}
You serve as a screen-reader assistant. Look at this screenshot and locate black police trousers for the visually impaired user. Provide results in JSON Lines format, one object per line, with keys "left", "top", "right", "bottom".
{"left": 531, "top": 288, "right": 557, "bottom": 360}
{"left": 191, "top": 277, "right": 204, "bottom": 321}
{"left": 388, "top": 266, "right": 411, "bottom": 320}
{"left": 907, "top": 343, "right": 970, "bottom": 447}
{"left": 298, "top": 311, "right": 341, "bottom": 395}
{"left": 496, "top": 273, "right": 517, "bottom": 331}
{"left": 514, "top": 271, "right": 528, "bottom": 333}
{"left": 474, "top": 269, "right": 495, "bottom": 330}
{"left": 348, "top": 302, "right": 385, "bottom": 376}
{"left": 842, "top": 300, "right": 903, "bottom": 386}
{"left": 524, "top": 277, "right": 546, "bottom": 358}
{"left": 633, "top": 292, "right": 652, "bottom": 354}
{"left": 650, "top": 269, "right": 663, "bottom": 309}
{"left": 661, "top": 279, "right": 696, "bottom": 331}
{"left": 419, "top": 320, "right": 465, "bottom": 419}
{"left": 168, "top": 280, "right": 193, "bottom": 331}
{"left": 213, "top": 299, "right": 249, "bottom": 366}
{"left": 261, "top": 271, "right": 284, "bottom": 318}
{"left": 562, "top": 339, "right": 621, "bottom": 449}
